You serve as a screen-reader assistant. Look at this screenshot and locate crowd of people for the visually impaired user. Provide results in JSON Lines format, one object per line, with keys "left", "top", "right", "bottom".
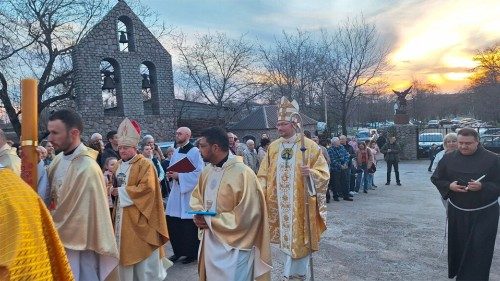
{"left": 0, "top": 97, "right": 499, "bottom": 281}
{"left": 0, "top": 97, "right": 328, "bottom": 281}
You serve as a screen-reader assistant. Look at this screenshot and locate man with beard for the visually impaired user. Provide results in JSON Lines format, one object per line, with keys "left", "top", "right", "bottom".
{"left": 431, "top": 128, "right": 500, "bottom": 280}
{"left": 190, "top": 127, "right": 271, "bottom": 281}
{"left": 166, "top": 127, "right": 204, "bottom": 264}
{"left": 111, "top": 118, "right": 170, "bottom": 280}
{"left": 46, "top": 109, "right": 118, "bottom": 280}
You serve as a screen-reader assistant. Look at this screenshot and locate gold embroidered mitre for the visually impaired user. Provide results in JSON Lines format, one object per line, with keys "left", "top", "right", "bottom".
{"left": 277, "top": 96, "right": 300, "bottom": 124}
{"left": 117, "top": 118, "right": 141, "bottom": 147}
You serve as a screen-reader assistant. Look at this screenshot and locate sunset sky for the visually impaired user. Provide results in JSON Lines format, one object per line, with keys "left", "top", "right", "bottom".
{"left": 150, "top": 0, "right": 499, "bottom": 93}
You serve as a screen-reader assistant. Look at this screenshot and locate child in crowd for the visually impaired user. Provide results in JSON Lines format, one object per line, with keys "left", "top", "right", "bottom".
{"left": 103, "top": 157, "right": 118, "bottom": 214}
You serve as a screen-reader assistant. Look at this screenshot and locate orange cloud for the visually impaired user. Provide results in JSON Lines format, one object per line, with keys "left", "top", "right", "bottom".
{"left": 382, "top": 0, "right": 499, "bottom": 92}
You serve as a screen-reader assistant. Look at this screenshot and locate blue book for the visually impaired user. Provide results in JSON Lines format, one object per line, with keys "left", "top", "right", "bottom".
{"left": 187, "top": 210, "right": 217, "bottom": 216}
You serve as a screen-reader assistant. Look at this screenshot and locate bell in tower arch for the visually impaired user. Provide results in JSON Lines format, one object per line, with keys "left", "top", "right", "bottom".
{"left": 102, "top": 71, "right": 116, "bottom": 90}
{"left": 141, "top": 74, "right": 152, "bottom": 90}
{"left": 119, "top": 31, "right": 128, "bottom": 44}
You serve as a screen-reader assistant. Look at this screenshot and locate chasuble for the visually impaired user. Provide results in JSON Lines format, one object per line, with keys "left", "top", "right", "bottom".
{"left": 257, "top": 134, "right": 330, "bottom": 258}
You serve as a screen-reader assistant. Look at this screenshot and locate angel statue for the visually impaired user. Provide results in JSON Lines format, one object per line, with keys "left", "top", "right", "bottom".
{"left": 392, "top": 86, "right": 412, "bottom": 114}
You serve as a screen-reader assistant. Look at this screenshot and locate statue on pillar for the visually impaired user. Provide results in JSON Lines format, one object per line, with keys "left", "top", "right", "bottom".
{"left": 392, "top": 86, "right": 412, "bottom": 124}
{"left": 392, "top": 86, "right": 412, "bottom": 114}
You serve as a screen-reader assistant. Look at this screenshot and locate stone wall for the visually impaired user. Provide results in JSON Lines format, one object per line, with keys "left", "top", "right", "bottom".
{"left": 72, "top": 1, "right": 175, "bottom": 142}
{"left": 387, "top": 124, "right": 417, "bottom": 160}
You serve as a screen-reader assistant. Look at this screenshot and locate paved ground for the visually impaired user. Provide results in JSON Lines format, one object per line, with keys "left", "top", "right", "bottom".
{"left": 164, "top": 160, "right": 500, "bottom": 280}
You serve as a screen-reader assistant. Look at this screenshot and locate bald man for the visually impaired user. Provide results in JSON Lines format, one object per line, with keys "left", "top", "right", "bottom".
{"left": 166, "top": 127, "right": 205, "bottom": 264}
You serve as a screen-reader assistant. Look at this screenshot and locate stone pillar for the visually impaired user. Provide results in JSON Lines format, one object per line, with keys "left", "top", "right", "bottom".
{"left": 388, "top": 124, "right": 417, "bottom": 160}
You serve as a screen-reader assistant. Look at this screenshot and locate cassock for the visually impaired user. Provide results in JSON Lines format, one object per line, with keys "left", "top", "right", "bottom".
{"left": 190, "top": 155, "right": 272, "bottom": 281}
{"left": 0, "top": 143, "right": 21, "bottom": 175}
{"left": 113, "top": 154, "right": 170, "bottom": 280}
{"left": 431, "top": 146, "right": 500, "bottom": 280}
{"left": 0, "top": 167, "right": 74, "bottom": 280}
{"left": 166, "top": 142, "right": 205, "bottom": 258}
{"left": 47, "top": 143, "right": 119, "bottom": 281}
{"left": 257, "top": 134, "right": 329, "bottom": 278}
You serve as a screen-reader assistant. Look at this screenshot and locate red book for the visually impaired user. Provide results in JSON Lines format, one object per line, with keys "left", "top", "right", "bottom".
{"left": 167, "top": 157, "right": 196, "bottom": 173}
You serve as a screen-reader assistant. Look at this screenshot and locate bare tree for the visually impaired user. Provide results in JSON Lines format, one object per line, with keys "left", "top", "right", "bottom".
{"left": 174, "top": 32, "right": 267, "bottom": 124}
{"left": 0, "top": 0, "right": 111, "bottom": 137}
{"left": 260, "top": 29, "right": 329, "bottom": 118}
{"left": 468, "top": 44, "right": 500, "bottom": 123}
{"left": 325, "top": 16, "right": 389, "bottom": 135}
{"left": 0, "top": 0, "right": 171, "bottom": 138}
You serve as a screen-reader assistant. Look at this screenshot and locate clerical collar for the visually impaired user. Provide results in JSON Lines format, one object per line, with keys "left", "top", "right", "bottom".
{"left": 282, "top": 134, "right": 298, "bottom": 144}
{"left": 178, "top": 142, "right": 194, "bottom": 154}
{"left": 215, "top": 153, "right": 229, "bottom": 167}
{"left": 62, "top": 143, "right": 85, "bottom": 161}
{"left": 63, "top": 145, "right": 79, "bottom": 156}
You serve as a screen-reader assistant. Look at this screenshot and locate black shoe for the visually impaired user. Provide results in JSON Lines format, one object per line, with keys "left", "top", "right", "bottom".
{"left": 348, "top": 194, "right": 353, "bottom": 198}
{"left": 428, "top": 169, "right": 432, "bottom": 172}
{"left": 333, "top": 197, "right": 340, "bottom": 202}
{"left": 343, "top": 197, "right": 353, "bottom": 201}
{"left": 397, "top": 182, "right": 401, "bottom": 186}
{"left": 385, "top": 182, "right": 390, "bottom": 185}
{"left": 182, "top": 256, "right": 196, "bottom": 264}
{"left": 169, "top": 255, "right": 180, "bottom": 262}
{"left": 372, "top": 185, "right": 378, "bottom": 188}
{"left": 326, "top": 197, "right": 330, "bottom": 203}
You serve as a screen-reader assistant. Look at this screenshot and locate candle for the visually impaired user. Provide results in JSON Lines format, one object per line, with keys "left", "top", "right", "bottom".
{"left": 20, "top": 78, "right": 38, "bottom": 190}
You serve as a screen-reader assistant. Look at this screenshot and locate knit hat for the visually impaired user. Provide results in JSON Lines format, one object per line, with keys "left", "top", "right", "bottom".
{"left": 117, "top": 118, "right": 141, "bottom": 147}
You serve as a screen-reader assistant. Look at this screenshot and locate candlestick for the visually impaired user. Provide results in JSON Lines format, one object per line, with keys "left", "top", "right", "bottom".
{"left": 20, "top": 78, "right": 38, "bottom": 191}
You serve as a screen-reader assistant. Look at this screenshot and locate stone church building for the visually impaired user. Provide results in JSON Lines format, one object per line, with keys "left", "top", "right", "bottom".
{"left": 72, "top": 0, "right": 175, "bottom": 140}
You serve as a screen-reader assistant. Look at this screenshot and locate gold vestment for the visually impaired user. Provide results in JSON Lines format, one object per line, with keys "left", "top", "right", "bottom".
{"left": 47, "top": 147, "right": 119, "bottom": 260}
{"left": 0, "top": 168, "right": 74, "bottom": 280}
{"left": 112, "top": 154, "right": 169, "bottom": 266}
{"left": 257, "top": 135, "right": 329, "bottom": 258}
{"left": 190, "top": 156, "right": 272, "bottom": 281}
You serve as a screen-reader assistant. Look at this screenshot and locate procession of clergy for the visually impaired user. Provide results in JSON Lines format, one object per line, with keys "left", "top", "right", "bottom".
{"left": 0, "top": 96, "right": 330, "bottom": 281}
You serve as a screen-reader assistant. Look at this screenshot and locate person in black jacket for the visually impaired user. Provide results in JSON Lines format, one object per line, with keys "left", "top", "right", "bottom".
{"left": 380, "top": 136, "right": 401, "bottom": 185}
{"left": 376, "top": 131, "right": 387, "bottom": 150}
{"left": 100, "top": 130, "right": 120, "bottom": 168}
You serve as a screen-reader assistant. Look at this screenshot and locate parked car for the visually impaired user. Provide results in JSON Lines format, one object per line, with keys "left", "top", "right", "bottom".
{"left": 418, "top": 132, "right": 444, "bottom": 158}
{"left": 355, "top": 131, "right": 372, "bottom": 142}
{"left": 427, "top": 120, "right": 440, "bottom": 128}
{"left": 157, "top": 141, "right": 176, "bottom": 154}
{"left": 480, "top": 128, "right": 500, "bottom": 139}
{"left": 482, "top": 135, "right": 500, "bottom": 154}
{"left": 439, "top": 119, "right": 452, "bottom": 127}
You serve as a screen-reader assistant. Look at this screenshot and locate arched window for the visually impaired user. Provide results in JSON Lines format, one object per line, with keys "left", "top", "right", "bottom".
{"left": 140, "top": 61, "right": 158, "bottom": 115}
{"left": 100, "top": 59, "right": 123, "bottom": 116}
{"left": 117, "top": 16, "right": 135, "bottom": 52}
